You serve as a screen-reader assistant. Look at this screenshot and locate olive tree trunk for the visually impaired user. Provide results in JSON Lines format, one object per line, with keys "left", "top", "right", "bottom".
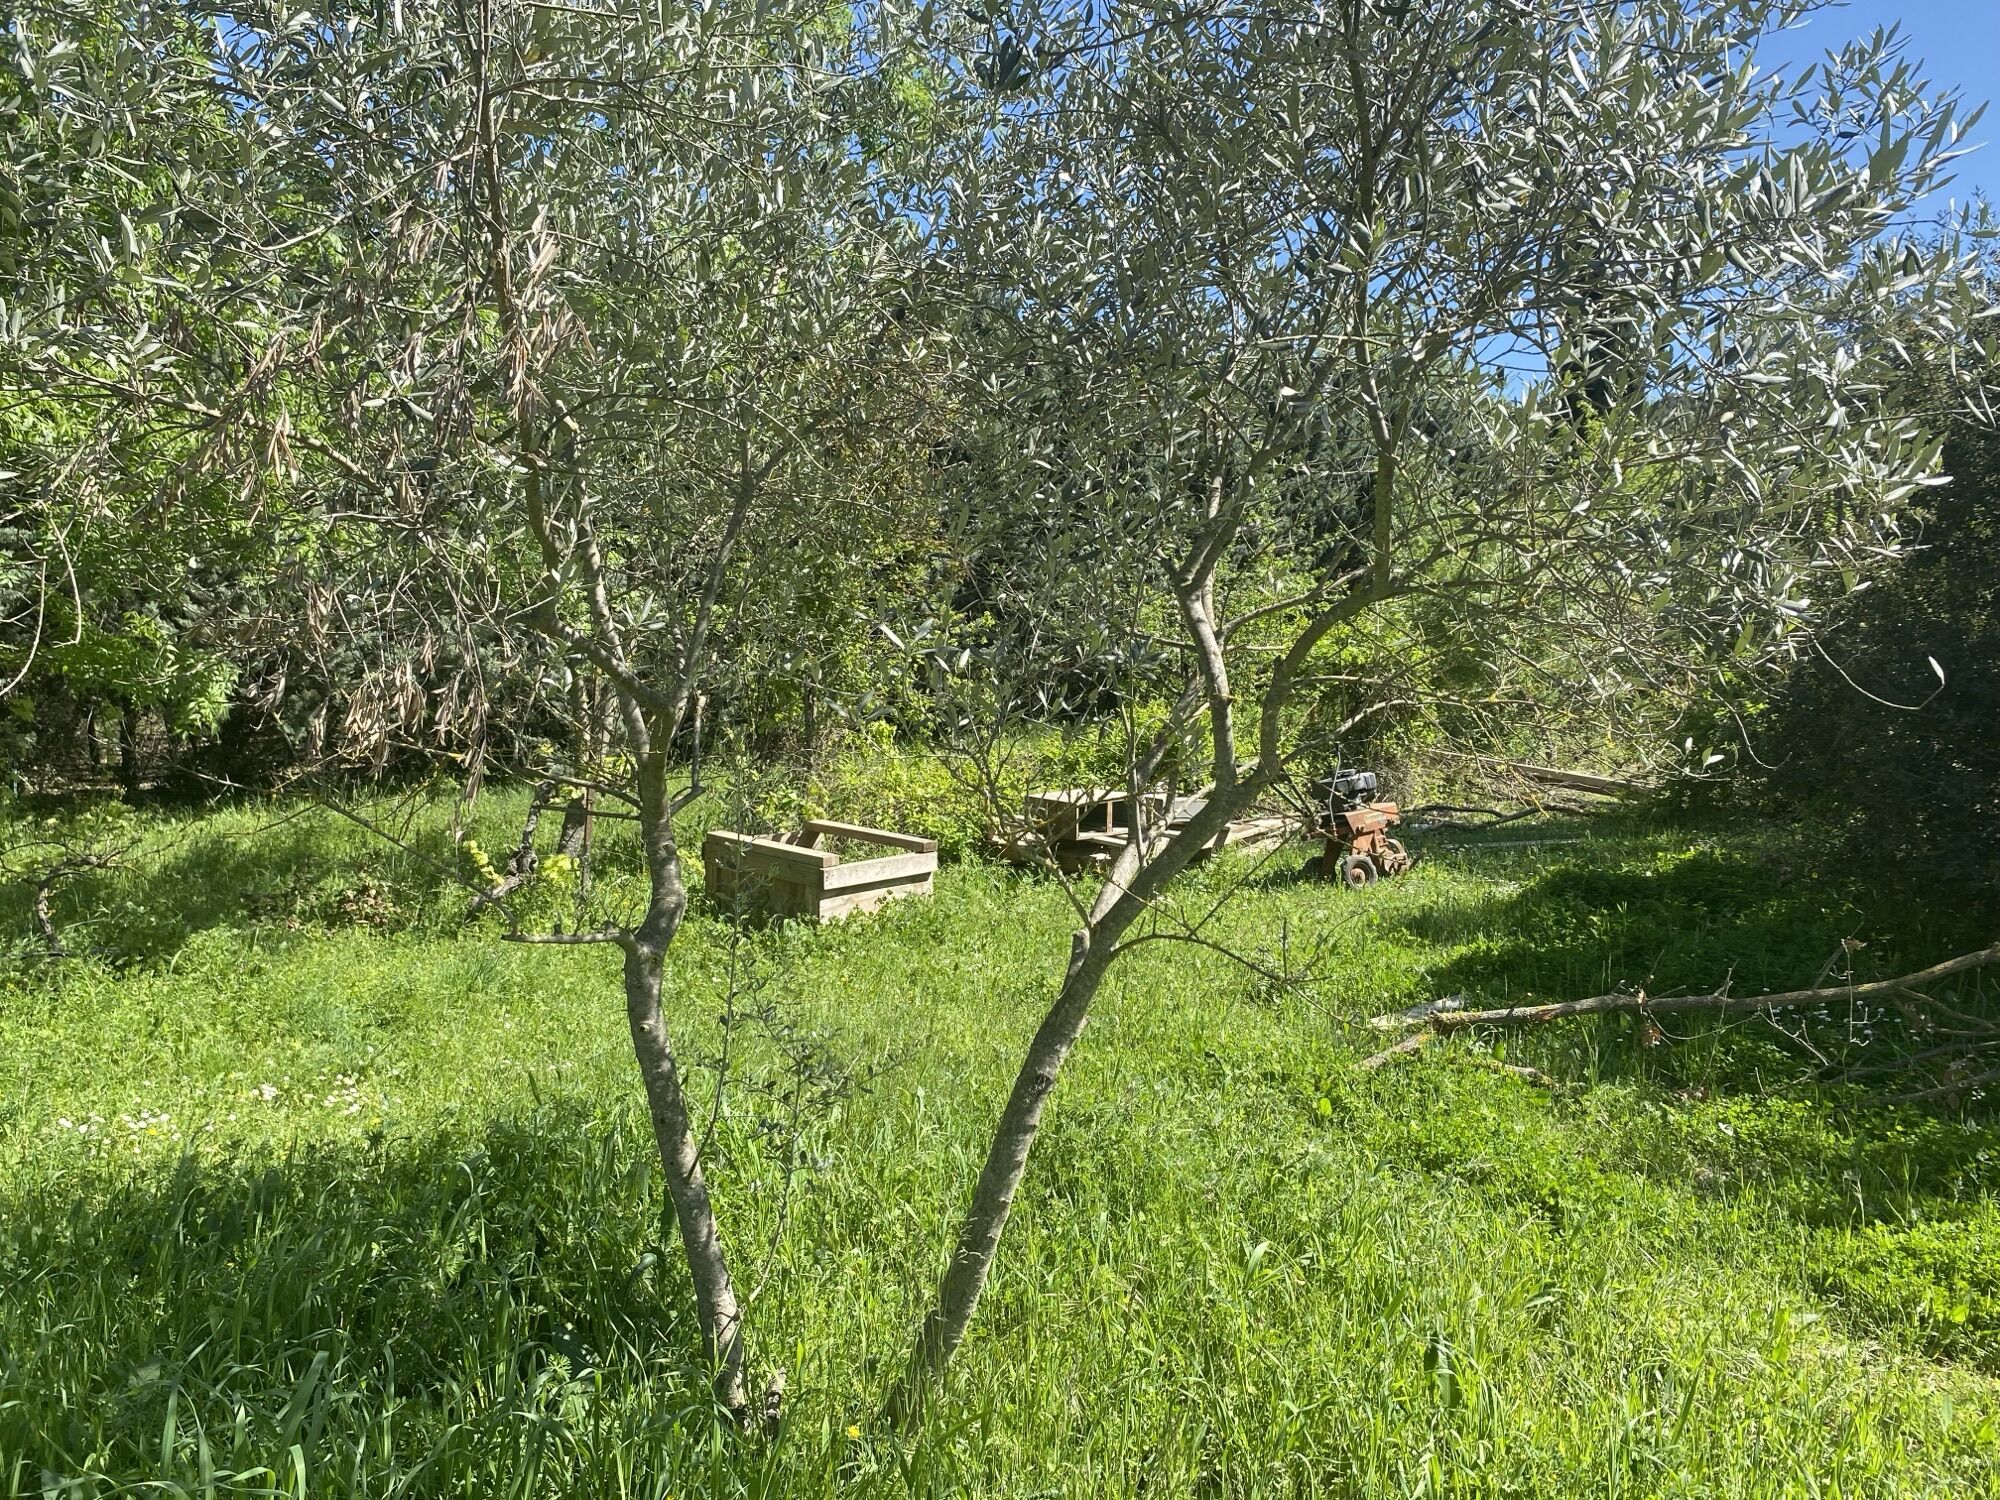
{"left": 623, "top": 925, "right": 747, "bottom": 1412}
{"left": 887, "top": 780, "right": 1261, "bottom": 1419}
{"left": 887, "top": 529, "right": 1377, "bottom": 1422}
{"left": 622, "top": 744, "right": 749, "bottom": 1415}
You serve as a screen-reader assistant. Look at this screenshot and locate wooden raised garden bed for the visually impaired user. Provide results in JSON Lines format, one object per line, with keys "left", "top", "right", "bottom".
{"left": 701, "top": 818, "right": 939, "bottom": 922}
{"left": 1006, "top": 786, "right": 1291, "bottom": 871}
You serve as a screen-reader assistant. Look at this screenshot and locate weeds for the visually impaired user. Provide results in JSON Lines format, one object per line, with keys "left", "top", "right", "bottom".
{"left": 1, "top": 789, "right": 1997, "bottom": 1496}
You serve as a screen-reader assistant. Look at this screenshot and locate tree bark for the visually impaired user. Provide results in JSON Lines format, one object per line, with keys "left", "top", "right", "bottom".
{"left": 625, "top": 742, "right": 750, "bottom": 1416}
{"left": 465, "top": 782, "right": 552, "bottom": 922}
{"left": 623, "top": 924, "right": 748, "bottom": 1414}
{"left": 557, "top": 792, "right": 591, "bottom": 859}
{"left": 886, "top": 778, "right": 1261, "bottom": 1423}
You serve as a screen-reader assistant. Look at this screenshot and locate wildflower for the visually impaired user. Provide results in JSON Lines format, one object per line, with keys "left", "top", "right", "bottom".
{"left": 117, "top": 1108, "right": 177, "bottom": 1140}
{"left": 846, "top": 1424, "right": 862, "bottom": 1440}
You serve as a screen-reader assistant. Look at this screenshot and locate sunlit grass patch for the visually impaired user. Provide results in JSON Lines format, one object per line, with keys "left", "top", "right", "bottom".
{"left": 2, "top": 792, "right": 1996, "bottom": 1496}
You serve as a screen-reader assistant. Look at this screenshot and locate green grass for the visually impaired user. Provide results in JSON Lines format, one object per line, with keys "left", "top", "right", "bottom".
{"left": 2, "top": 787, "right": 1998, "bottom": 1496}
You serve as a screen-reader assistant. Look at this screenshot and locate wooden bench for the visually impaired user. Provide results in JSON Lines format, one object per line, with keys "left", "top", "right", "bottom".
{"left": 701, "top": 819, "right": 939, "bottom": 922}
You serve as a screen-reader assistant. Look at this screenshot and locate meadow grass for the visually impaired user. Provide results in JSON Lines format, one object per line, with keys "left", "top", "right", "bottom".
{"left": 2, "top": 787, "right": 1997, "bottom": 1496}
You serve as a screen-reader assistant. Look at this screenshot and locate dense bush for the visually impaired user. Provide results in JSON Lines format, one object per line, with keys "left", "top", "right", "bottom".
{"left": 1743, "top": 403, "right": 2000, "bottom": 891}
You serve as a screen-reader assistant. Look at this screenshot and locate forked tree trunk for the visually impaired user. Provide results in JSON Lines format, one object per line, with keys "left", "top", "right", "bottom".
{"left": 885, "top": 501, "right": 1367, "bottom": 1423}
{"left": 887, "top": 779, "right": 1261, "bottom": 1422}
{"left": 890, "top": 931, "right": 1116, "bottom": 1408}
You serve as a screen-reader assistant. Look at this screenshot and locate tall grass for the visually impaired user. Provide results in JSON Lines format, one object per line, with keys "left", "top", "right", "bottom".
{"left": 2, "top": 789, "right": 1996, "bottom": 1495}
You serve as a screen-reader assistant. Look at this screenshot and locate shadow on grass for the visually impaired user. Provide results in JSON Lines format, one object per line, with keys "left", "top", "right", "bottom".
{"left": 1410, "top": 847, "right": 1861, "bottom": 1005}
{"left": 1373, "top": 834, "right": 1998, "bottom": 1133}
{"left": 2, "top": 813, "right": 480, "bottom": 967}
{"left": 1221, "top": 845, "right": 1325, "bottom": 892}
{"left": 0, "top": 1101, "right": 736, "bottom": 1481}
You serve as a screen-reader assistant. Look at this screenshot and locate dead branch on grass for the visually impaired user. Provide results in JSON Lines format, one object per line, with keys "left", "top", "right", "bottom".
{"left": 1359, "top": 946, "right": 2000, "bottom": 1071}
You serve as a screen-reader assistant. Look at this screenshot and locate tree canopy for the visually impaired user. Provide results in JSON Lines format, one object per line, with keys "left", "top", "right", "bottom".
{"left": 4, "top": 0, "right": 1994, "bottom": 1422}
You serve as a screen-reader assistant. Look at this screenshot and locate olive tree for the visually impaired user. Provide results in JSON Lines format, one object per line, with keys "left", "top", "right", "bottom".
{"left": 6, "top": 0, "right": 944, "bottom": 1416}
{"left": 891, "top": 0, "right": 1985, "bottom": 1410}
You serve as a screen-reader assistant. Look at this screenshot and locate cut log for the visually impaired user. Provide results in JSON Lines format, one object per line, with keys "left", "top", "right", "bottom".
{"left": 1495, "top": 760, "right": 1639, "bottom": 797}
{"left": 1431, "top": 750, "right": 1646, "bottom": 798}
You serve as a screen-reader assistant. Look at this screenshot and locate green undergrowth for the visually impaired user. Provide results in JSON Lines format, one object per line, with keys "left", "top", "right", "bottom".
{"left": 1, "top": 787, "right": 1997, "bottom": 1496}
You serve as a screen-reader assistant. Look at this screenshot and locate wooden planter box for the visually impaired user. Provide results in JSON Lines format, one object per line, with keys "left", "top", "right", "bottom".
{"left": 1009, "top": 787, "right": 1292, "bottom": 871}
{"left": 702, "top": 819, "right": 938, "bottom": 922}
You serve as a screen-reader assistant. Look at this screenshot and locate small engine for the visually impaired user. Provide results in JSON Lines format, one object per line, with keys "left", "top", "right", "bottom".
{"left": 1312, "top": 768, "right": 1412, "bottom": 887}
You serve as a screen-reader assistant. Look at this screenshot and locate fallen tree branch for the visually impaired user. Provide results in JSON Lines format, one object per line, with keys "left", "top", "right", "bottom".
{"left": 1402, "top": 804, "right": 1546, "bottom": 833}
{"left": 1359, "top": 945, "right": 2000, "bottom": 1068}
{"left": 1359, "top": 1031, "right": 1433, "bottom": 1069}
{"left": 502, "top": 927, "right": 628, "bottom": 947}
{"left": 1429, "top": 750, "right": 1646, "bottom": 798}
{"left": 1445, "top": 836, "right": 1588, "bottom": 850}
{"left": 1827, "top": 1033, "right": 2000, "bottom": 1084}
{"left": 1879, "top": 1066, "right": 2000, "bottom": 1106}
{"left": 1358, "top": 1033, "right": 1558, "bottom": 1086}
{"left": 1465, "top": 1056, "right": 1557, "bottom": 1088}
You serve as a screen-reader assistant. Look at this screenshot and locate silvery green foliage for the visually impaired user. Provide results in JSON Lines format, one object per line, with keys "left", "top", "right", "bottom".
{"left": 4, "top": 0, "right": 955, "bottom": 1414}
{"left": 925, "top": 0, "right": 1989, "bottom": 751}
{"left": 887, "top": 3, "right": 1993, "bottom": 1401}
{"left": 3, "top": 0, "right": 945, "bottom": 762}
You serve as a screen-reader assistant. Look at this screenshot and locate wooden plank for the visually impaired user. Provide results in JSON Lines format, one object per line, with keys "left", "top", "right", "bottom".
{"left": 775, "top": 878, "right": 824, "bottom": 917}
{"left": 1024, "top": 786, "right": 1122, "bottom": 809}
{"left": 702, "top": 829, "right": 837, "bottom": 870}
{"left": 1212, "top": 815, "right": 1292, "bottom": 849}
{"left": 1064, "top": 831, "right": 1130, "bottom": 853}
{"left": 820, "top": 850, "right": 938, "bottom": 891}
{"left": 706, "top": 823, "right": 935, "bottom": 923}
{"left": 816, "top": 876, "right": 934, "bottom": 921}
{"left": 1025, "top": 787, "right": 1125, "bottom": 841}
{"left": 704, "top": 856, "right": 816, "bottom": 901}
{"left": 801, "top": 819, "right": 939, "bottom": 853}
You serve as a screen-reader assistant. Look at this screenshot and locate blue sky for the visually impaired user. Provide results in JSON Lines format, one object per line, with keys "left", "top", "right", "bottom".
{"left": 1760, "top": 0, "right": 2000, "bottom": 214}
